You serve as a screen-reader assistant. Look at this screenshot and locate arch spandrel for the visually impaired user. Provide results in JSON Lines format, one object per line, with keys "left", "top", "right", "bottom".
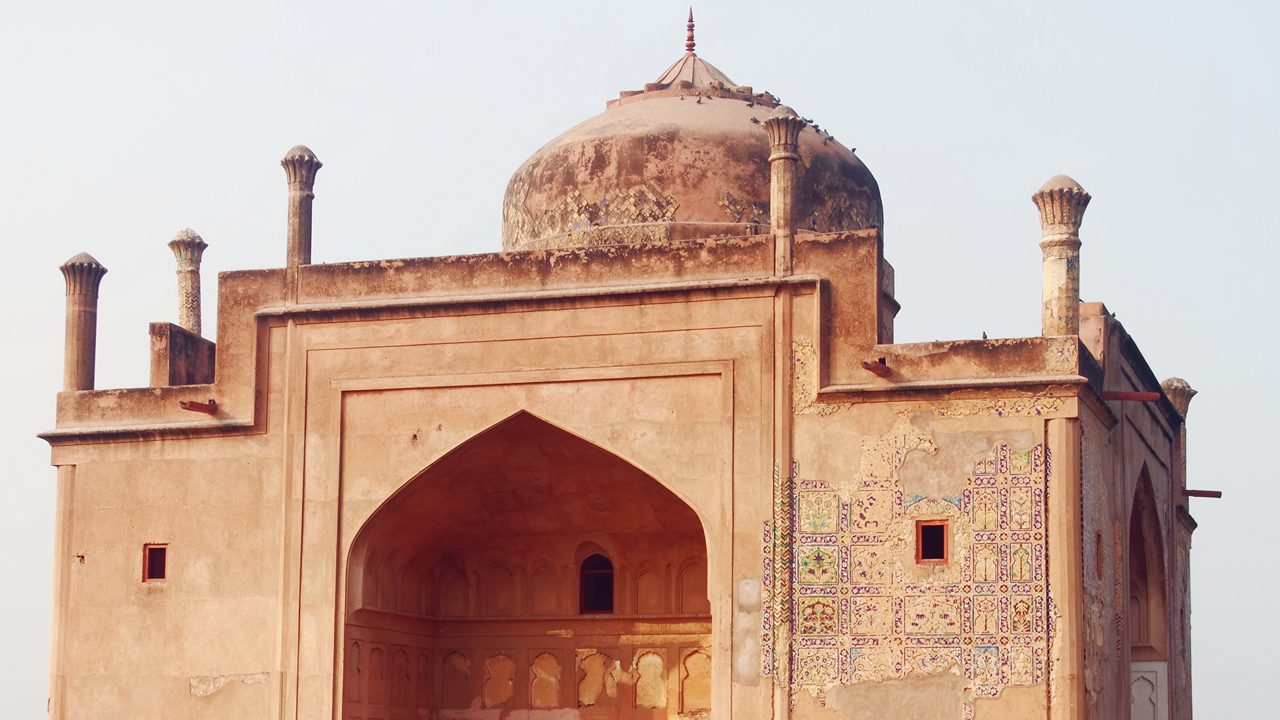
{"left": 343, "top": 407, "right": 720, "bottom": 569}
{"left": 346, "top": 410, "right": 709, "bottom": 594}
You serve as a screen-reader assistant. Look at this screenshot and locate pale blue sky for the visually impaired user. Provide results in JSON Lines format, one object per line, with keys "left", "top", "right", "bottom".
{"left": 1, "top": 0, "right": 1274, "bottom": 715}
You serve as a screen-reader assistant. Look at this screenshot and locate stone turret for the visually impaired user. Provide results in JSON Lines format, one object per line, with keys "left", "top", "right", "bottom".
{"left": 58, "top": 253, "right": 107, "bottom": 391}
{"left": 281, "top": 145, "right": 322, "bottom": 268}
{"left": 1033, "top": 175, "right": 1091, "bottom": 336}
{"left": 763, "top": 105, "right": 806, "bottom": 275}
{"left": 168, "top": 228, "right": 207, "bottom": 335}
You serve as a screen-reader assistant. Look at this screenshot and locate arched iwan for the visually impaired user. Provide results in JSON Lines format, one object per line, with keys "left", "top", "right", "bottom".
{"left": 1127, "top": 466, "right": 1168, "bottom": 660}
{"left": 340, "top": 410, "right": 711, "bottom": 719}
{"left": 1127, "top": 465, "right": 1171, "bottom": 720}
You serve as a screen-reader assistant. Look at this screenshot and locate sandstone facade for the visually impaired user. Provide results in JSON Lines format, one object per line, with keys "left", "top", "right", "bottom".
{"left": 41, "top": 19, "right": 1199, "bottom": 720}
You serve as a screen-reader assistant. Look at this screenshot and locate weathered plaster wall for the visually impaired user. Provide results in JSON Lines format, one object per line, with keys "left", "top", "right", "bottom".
{"left": 1080, "top": 406, "right": 1122, "bottom": 720}
{"left": 781, "top": 371, "right": 1071, "bottom": 718}
{"left": 44, "top": 217, "right": 1196, "bottom": 720}
{"left": 48, "top": 282, "right": 788, "bottom": 719}
{"left": 283, "top": 290, "right": 782, "bottom": 719}
{"left": 148, "top": 322, "right": 216, "bottom": 386}
{"left": 1080, "top": 302, "right": 1192, "bottom": 720}
{"left": 48, "top": 438, "right": 284, "bottom": 716}
{"left": 46, "top": 331, "right": 291, "bottom": 718}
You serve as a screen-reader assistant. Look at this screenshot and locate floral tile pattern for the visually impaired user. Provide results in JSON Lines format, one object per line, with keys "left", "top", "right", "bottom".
{"left": 777, "top": 417, "right": 1050, "bottom": 703}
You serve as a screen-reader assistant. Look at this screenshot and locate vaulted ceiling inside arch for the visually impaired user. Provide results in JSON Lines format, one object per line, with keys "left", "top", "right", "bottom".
{"left": 354, "top": 412, "right": 704, "bottom": 566}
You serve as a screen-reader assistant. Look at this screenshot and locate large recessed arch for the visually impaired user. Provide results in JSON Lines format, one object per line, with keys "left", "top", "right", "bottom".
{"left": 1127, "top": 465, "right": 1168, "bottom": 661}
{"left": 341, "top": 410, "right": 712, "bottom": 719}
{"left": 1127, "top": 465, "right": 1171, "bottom": 720}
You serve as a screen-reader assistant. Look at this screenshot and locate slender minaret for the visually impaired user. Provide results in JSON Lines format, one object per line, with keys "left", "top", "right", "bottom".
{"left": 763, "top": 105, "right": 805, "bottom": 275}
{"left": 1032, "top": 175, "right": 1091, "bottom": 336}
{"left": 281, "top": 145, "right": 322, "bottom": 268}
{"left": 58, "top": 253, "right": 108, "bottom": 391}
{"left": 168, "top": 228, "right": 207, "bottom": 335}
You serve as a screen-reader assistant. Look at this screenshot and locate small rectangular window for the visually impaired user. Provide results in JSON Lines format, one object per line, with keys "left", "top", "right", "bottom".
{"left": 916, "top": 521, "right": 948, "bottom": 564}
{"left": 143, "top": 544, "right": 167, "bottom": 582}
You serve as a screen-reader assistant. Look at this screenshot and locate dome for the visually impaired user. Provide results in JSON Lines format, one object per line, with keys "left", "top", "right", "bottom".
{"left": 284, "top": 144, "right": 318, "bottom": 161}
{"left": 501, "top": 27, "right": 882, "bottom": 251}
{"left": 1039, "top": 174, "right": 1084, "bottom": 192}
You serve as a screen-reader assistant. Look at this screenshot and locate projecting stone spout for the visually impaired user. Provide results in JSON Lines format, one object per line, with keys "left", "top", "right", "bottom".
{"left": 1161, "top": 377, "right": 1197, "bottom": 418}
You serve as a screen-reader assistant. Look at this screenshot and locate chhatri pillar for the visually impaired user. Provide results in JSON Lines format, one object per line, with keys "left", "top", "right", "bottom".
{"left": 281, "top": 145, "right": 322, "bottom": 268}
{"left": 167, "top": 228, "right": 208, "bottom": 335}
{"left": 762, "top": 105, "right": 805, "bottom": 275}
{"left": 58, "top": 252, "right": 108, "bottom": 391}
{"left": 1033, "top": 175, "right": 1091, "bottom": 336}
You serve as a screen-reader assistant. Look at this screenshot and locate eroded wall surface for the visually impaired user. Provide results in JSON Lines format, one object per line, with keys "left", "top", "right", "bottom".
{"left": 45, "top": 236, "right": 1196, "bottom": 720}
{"left": 1078, "top": 313, "right": 1192, "bottom": 720}
{"left": 1081, "top": 408, "right": 1124, "bottom": 720}
{"left": 778, "top": 361, "right": 1066, "bottom": 719}
{"left": 48, "top": 286, "right": 781, "bottom": 719}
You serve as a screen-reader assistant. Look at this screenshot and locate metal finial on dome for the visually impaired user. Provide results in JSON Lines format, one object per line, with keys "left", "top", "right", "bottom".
{"left": 686, "top": 9, "right": 696, "bottom": 55}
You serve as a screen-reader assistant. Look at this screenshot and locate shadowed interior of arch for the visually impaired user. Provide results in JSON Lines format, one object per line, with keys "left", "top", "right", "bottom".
{"left": 1128, "top": 468, "right": 1169, "bottom": 663}
{"left": 342, "top": 411, "right": 712, "bottom": 718}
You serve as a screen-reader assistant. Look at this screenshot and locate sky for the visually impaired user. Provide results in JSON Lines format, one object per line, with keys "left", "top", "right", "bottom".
{"left": 1, "top": 0, "right": 1275, "bottom": 715}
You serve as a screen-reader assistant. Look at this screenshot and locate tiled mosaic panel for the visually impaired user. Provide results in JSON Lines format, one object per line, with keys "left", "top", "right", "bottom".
{"left": 789, "top": 442, "right": 1049, "bottom": 698}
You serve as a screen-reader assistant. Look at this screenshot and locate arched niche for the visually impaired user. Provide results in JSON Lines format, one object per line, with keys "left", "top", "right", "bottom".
{"left": 1127, "top": 466, "right": 1168, "bottom": 661}
{"left": 341, "top": 410, "right": 710, "bottom": 718}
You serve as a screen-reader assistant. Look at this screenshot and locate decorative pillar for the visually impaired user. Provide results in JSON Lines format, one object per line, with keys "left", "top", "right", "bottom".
{"left": 1032, "top": 175, "right": 1091, "bottom": 336}
{"left": 1046, "top": 417, "right": 1086, "bottom": 720}
{"left": 281, "top": 145, "right": 322, "bottom": 268}
{"left": 168, "top": 228, "right": 207, "bottom": 335}
{"left": 763, "top": 105, "right": 806, "bottom": 275}
{"left": 762, "top": 103, "right": 806, "bottom": 718}
{"left": 58, "top": 252, "right": 107, "bottom": 391}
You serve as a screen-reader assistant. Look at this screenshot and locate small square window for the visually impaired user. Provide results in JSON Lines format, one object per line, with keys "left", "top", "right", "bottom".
{"left": 143, "top": 544, "right": 167, "bottom": 582}
{"left": 916, "top": 521, "right": 948, "bottom": 565}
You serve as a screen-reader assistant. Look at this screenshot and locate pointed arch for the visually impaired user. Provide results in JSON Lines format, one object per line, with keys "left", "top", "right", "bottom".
{"left": 526, "top": 560, "right": 560, "bottom": 616}
{"left": 482, "top": 563, "right": 516, "bottom": 616}
{"left": 340, "top": 409, "right": 711, "bottom": 718}
{"left": 677, "top": 557, "right": 710, "bottom": 615}
{"left": 345, "top": 411, "right": 705, "bottom": 612}
{"left": 579, "top": 553, "right": 615, "bottom": 614}
{"left": 632, "top": 562, "right": 665, "bottom": 615}
{"left": 1127, "top": 465, "right": 1168, "bottom": 661}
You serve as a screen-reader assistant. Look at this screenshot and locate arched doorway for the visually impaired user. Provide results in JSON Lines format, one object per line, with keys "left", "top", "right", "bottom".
{"left": 1127, "top": 468, "right": 1169, "bottom": 720}
{"left": 342, "top": 412, "right": 712, "bottom": 719}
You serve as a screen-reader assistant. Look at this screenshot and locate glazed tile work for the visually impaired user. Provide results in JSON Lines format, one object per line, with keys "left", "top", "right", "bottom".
{"left": 770, "top": 415, "right": 1051, "bottom": 707}
{"left": 762, "top": 462, "right": 795, "bottom": 680}
{"left": 506, "top": 181, "right": 680, "bottom": 245}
